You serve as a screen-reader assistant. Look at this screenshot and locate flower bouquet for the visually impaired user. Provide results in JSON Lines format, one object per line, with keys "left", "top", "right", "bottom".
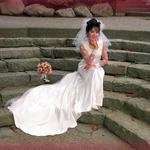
{"left": 37, "top": 61, "right": 52, "bottom": 83}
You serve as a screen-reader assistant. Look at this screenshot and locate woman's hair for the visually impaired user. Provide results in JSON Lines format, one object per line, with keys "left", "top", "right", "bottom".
{"left": 86, "top": 18, "right": 101, "bottom": 33}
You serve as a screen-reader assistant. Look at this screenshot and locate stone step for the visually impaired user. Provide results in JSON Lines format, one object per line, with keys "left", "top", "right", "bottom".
{"left": 0, "top": 38, "right": 150, "bottom": 54}
{"left": 37, "top": 58, "right": 150, "bottom": 81}
{"left": 0, "top": 70, "right": 68, "bottom": 89}
{"left": 1, "top": 57, "right": 150, "bottom": 81}
{"left": 0, "top": 58, "right": 41, "bottom": 73}
{"left": 41, "top": 46, "right": 150, "bottom": 62}
{"left": 104, "top": 110, "right": 150, "bottom": 150}
{"left": 0, "top": 86, "right": 35, "bottom": 107}
{"left": 0, "top": 107, "right": 105, "bottom": 128}
{"left": 103, "top": 91, "right": 150, "bottom": 125}
{"left": 105, "top": 61, "right": 150, "bottom": 81}
{"left": 104, "top": 75, "right": 150, "bottom": 100}
{"left": 109, "top": 49, "right": 150, "bottom": 64}
{"left": 110, "top": 39, "right": 150, "bottom": 54}
{"left": 1, "top": 47, "right": 150, "bottom": 65}
{"left": 0, "top": 47, "right": 42, "bottom": 59}
{"left": 0, "top": 105, "right": 147, "bottom": 150}
{"left": 0, "top": 38, "right": 68, "bottom": 48}
{"left": 0, "top": 70, "right": 150, "bottom": 100}
{"left": 1, "top": 84, "right": 149, "bottom": 125}
{"left": 41, "top": 47, "right": 150, "bottom": 64}
{"left": 127, "top": 64, "right": 150, "bottom": 81}
{"left": 0, "top": 27, "right": 149, "bottom": 42}
{"left": 0, "top": 108, "right": 14, "bottom": 127}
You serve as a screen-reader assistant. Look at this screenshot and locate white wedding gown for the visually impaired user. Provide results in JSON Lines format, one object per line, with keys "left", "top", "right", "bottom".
{"left": 7, "top": 39, "right": 105, "bottom": 136}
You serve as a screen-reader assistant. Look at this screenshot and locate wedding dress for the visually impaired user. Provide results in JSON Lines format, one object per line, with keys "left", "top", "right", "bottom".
{"left": 7, "top": 39, "right": 105, "bottom": 136}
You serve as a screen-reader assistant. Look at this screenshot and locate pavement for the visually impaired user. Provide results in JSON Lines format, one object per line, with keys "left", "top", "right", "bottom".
{"left": 0, "top": 123, "right": 135, "bottom": 150}
{"left": 0, "top": 15, "right": 150, "bottom": 31}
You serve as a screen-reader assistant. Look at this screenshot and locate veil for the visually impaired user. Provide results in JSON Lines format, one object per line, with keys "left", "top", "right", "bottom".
{"left": 73, "top": 18, "right": 111, "bottom": 50}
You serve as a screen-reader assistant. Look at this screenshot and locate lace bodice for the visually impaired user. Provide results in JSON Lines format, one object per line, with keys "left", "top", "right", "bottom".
{"left": 82, "top": 39, "right": 103, "bottom": 64}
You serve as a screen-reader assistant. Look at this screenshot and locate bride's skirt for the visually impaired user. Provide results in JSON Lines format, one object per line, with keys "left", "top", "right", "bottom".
{"left": 7, "top": 60, "right": 105, "bottom": 136}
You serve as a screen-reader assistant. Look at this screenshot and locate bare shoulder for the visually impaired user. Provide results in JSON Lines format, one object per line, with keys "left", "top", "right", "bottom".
{"left": 79, "top": 41, "right": 86, "bottom": 50}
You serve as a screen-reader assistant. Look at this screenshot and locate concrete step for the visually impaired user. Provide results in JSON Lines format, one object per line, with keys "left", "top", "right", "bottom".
{"left": 104, "top": 110, "right": 150, "bottom": 150}
{"left": 0, "top": 71, "right": 150, "bottom": 100}
{"left": 103, "top": 91, "right": 150, "bottom": 125}
{"left": 0, "top": 38, "right": 150, "bottom": 54}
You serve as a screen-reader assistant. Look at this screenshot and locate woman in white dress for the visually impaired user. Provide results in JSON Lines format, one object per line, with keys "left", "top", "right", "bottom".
{"left": 6, "top": 18, "right": 110, "bottom": 136}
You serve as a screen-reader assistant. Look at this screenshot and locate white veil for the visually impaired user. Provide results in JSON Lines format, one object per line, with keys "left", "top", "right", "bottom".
{"left": 73, "top": 18, "right": 111, "bottom": 50}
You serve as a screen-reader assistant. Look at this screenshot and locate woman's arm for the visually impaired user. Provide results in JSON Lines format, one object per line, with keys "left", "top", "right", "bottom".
{"left": 80, "top": 43, "right": 96, "bottom": 70}
{"left": 100, "top": 42, "right": 108, "bottom": 66}
{"left": 79, "top": 43, "right": 95, "bottom": 65}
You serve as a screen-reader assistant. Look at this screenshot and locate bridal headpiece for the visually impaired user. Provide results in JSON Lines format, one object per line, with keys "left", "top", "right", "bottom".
{"left": 73, "top": 18, "right": 111, "bottom": 50}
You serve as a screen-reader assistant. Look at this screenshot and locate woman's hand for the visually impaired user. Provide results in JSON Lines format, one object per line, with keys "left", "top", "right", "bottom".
{"left": 87, "top": 53, "right": 95, "bottom": 64}
{"left": 90, "top": 39, "right": 98, "bottom": 49}
{"left": 84, "top": 64, "right": 96, "bottom": 70}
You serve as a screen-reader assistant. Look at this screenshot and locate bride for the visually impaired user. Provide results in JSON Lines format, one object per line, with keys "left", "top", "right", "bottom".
{"left": 6, "top": 18, "right": 110, "bottom": 136}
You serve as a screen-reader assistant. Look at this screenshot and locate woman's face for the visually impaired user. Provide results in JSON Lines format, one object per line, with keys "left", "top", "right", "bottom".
{"left": 87, "top": 27, "right": 100, "bottom": 41}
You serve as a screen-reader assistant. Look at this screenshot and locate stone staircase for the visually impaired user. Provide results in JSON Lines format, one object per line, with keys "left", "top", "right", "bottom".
{"left": 0, "top": 36, "right": 150, "bottom": 149}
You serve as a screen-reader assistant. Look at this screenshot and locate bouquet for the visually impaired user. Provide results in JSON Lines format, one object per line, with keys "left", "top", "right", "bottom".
{"left": 37, "top": 61, "right": 52, "bottom": 83}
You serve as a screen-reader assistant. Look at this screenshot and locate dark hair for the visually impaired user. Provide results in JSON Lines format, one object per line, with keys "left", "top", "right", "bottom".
{"left": 86, "top": 18, "right": 100, "bottom": 33}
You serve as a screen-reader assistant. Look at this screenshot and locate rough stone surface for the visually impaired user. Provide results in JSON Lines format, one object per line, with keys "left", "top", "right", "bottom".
{"left": 55, "top": 8, "right": 76, "bottom": 17}
{"left": 104, "top": 61, "right": 130, "bottom": 76}
{"left": 0, "top": 127, "right": 15, "bottom": 138}
{"left": 112, "top": 77, "right": 146, "bottom": 94}
{"left": 0, "top": 72, "right": 30, "bottom": 88}
{"left": 78, "top": 110, "right": 105, "bottom": 125}
{"left": 0, "top": 86, "right": 34, "bottom": 106}
{"left": 104, "top": 110, "right": 150, "bottom": 150}
{"left": 0, "top": 47, "right": 42, "bottom": 59}
{"left": 6, "top": 58, "right": 40, "bottom": 72}
{"left": 0, "top": 108, "right": 14, "bottom": 127}
{"left": 0, "top": 61, "right": 8, "bottom": 73}
{"left": 138, "top": 84, "right": 150, "bottom": 100}
{"left": 104, "top": 91, "right": 150, "bottom": 124}
{"left": 24, "top": 4, "right": 55, "bottom": 16}
{"left": 73, "top": 5, "right": 92, "bottom": 17}
{"left": 91, "top": 3, "right": 113, "bottom": 17}
{"left": 41, "top": 58, "right": 79, "bottom": 71}
{"left": 127, "top": 64, "right": 150, "bottom": 81}
{"left": 0, "top": 0, "right": 24, "bottom": 15}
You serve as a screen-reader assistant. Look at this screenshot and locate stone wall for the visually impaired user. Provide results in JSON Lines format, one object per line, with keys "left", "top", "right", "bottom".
{"left": 0, "top": 0, "right": 114, "bottom": 17}
{"left": 0, "top": 0, "right": 149, "bottom": 17}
